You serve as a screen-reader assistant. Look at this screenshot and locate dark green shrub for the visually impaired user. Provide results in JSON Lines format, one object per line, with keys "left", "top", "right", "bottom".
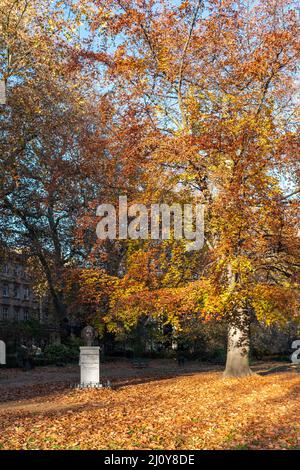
{"left": 44, "top": 344, "right": 79, "bottom": 364}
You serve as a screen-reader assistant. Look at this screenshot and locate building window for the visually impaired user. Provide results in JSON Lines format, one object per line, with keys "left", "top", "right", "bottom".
{"left": 13, "top": 285, "right": 20, "bottom": 299}
{"left": 14, "top": 307, "right": 20, "bottom": 321}
{"left": 2, "top": 284, "right": 9, "bottom": 297}
{"left": 2, "top": 264, "right": 9, "bottom": 275}
{"left": 21, "top": 269, "right": 27, "bottom": 279}
{"left": 24, "top": 309, "right": 30, "bottom": 321}
{"left": 1, "top": 306, "right": 9, "bottom": 321}
{"left": 23, "top": 287, "right": 30, "bottom": 300}
{"left": 14, "top": 265, "right": 22, "bottom": 277}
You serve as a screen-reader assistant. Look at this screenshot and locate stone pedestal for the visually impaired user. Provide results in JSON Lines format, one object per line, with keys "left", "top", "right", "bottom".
{"left": 79, "top": 346, "right": 100, "bottom": 387}
{"left": 0, "top": 340, "right": 5, "bottom": 365}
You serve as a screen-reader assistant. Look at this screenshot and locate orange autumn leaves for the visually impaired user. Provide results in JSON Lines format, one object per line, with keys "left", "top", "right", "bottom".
{"left": 0, "top": 364, "right": 299, "bottom": 449}
{"left": 38, "top": 1, "right": 300, "bottom": 340}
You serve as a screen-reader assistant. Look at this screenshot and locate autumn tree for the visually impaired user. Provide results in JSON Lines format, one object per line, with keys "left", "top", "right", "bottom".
{"left": 0, "top": 0, "right": 117, "bottom": 322}
{"left": 78, "top": 0, "right": 300, "bottom": 376}
{"left": 1, "top": 0, "right": 298, "bottom": 374}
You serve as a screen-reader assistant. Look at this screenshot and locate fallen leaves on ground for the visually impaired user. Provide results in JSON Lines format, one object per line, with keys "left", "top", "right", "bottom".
{"left": 0, "top": 365, "right": 299, "bottom": 450}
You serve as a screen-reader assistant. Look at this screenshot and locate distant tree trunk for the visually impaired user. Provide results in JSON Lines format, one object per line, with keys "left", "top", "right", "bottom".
{"left": 223, "top": 307, "right": 253, "bottom": 378}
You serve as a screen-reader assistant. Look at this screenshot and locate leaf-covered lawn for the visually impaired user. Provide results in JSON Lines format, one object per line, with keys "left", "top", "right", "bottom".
{"left": 0, "top": 366, "right": 299, "bottom": 450}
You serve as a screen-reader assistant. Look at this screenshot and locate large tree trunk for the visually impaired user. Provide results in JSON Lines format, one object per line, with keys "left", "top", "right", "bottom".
{"left": 223, "top": 308, "right": 253, "bottom": 378}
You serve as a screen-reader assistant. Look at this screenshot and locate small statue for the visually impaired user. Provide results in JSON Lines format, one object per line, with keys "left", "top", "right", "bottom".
{"left": 81, "top": 325, "right": 96, "bottom": 347}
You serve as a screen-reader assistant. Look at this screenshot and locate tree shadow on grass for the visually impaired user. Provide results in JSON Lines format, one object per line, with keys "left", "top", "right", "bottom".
{"left": 0, "top": 381, "right": 73, "bottom": 404}
{"left": 0, "top": 399, "right": 110, "bottom": 420}
{"left": 0, "top": 362, "right": 224, "bottom": 403}
{"left": 0, "top": 371, "right": 210, "bottom": 404}
{"left": 2, "top": 359, "right": 293, "bottom": 406}
{"left": 256, "top": 363, "right": 300, "bottom": 376}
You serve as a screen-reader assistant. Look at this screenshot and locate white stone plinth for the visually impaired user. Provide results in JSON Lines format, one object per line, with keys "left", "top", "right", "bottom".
{"left": 79, "top": 346, "right": 100, "bottom": 386}
{"left": 0, "top": 340, "right": 5, "bottom": 365}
